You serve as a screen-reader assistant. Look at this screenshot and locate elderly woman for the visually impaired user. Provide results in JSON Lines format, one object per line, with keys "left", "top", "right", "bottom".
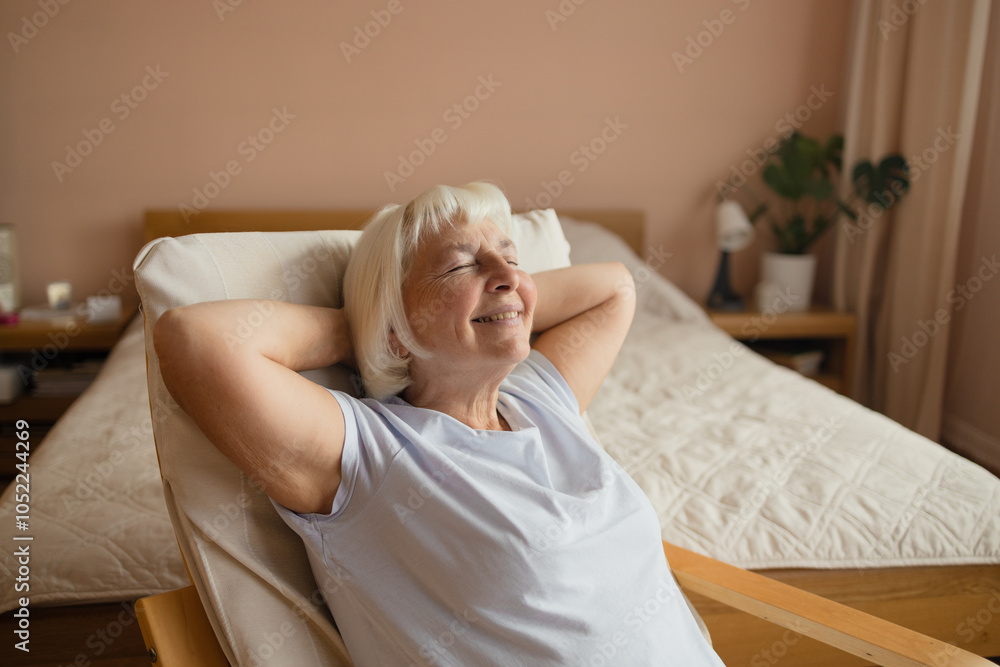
{"left": 154, "top": 183, "right": 722, "bottom": 665}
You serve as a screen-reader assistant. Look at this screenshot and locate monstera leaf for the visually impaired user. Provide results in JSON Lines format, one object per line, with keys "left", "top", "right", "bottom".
{"left": 750, "top": 132, "right": 910, "bottom": 254}
{"left": 852, "top": 155, "right": 910, "bottom": 207}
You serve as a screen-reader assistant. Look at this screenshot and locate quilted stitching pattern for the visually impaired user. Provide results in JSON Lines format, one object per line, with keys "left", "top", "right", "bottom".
{"left": 588, "top": 316, "right": 1000, "bottom": 569}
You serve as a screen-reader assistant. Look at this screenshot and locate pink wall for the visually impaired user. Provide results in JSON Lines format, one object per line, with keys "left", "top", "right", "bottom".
{"left": 0, "top": 1, "right": 850, "bottom": 308}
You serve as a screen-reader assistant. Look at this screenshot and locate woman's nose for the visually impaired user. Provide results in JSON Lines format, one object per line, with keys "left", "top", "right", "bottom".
{"left": 486, "top": 256, "right": 519, "bottom": 292}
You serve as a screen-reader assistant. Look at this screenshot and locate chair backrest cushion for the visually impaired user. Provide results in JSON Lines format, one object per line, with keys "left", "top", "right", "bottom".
{"left": 133, "top": 209, "right": 570, "bottom": 666}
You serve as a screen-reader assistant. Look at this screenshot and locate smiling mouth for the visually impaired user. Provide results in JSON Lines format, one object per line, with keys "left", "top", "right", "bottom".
{"left": 474, "top": 310, "right": 521, "bottom": 323}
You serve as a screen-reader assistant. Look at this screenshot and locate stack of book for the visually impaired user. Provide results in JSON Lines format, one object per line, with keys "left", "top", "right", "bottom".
{"left": 751, "top": 342, "right": 825, "bottom": 376}
{"left": 27, "top": 359, "right": 103, "bottom": 396}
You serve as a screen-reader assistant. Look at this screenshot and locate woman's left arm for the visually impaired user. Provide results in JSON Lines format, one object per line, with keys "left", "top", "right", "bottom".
{"left": 530, "top": 262, "right": 636, "bottom": 413}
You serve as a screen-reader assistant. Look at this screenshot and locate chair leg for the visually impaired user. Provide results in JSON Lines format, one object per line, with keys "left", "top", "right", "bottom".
{"left": 135, "top": 586, "right": 230, "bottom": 666}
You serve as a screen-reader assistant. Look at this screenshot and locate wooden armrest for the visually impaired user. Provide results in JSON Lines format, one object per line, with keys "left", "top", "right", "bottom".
{"left": 663, "top": 541, "right": 992, "bottom": 667}
{"left": 140, "top": 548, "right": 992, "bottom": 667}
{"left": 135, "top": 586, "right": 230, "bottom": 667}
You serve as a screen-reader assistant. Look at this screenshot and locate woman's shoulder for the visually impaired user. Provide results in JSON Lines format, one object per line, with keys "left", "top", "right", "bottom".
{"left": 332, "top": 389, "right": 457, "bottom": 442}
{"left": 504, "top": 349, "right": 580, "bottom": 415}
{"left": 327, "top": 389, "right": 409, "bottom": 429}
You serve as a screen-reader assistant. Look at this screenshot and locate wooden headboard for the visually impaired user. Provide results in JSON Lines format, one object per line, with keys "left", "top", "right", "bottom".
{"left": 143, "top": 209, "right": 646, "bottom": 257}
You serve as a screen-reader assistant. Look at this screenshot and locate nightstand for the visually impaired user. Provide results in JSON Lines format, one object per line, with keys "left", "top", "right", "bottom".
{"left": 707, "top": 306, "right": 857, "bottom": 397}
{"left": 0, "top": 303, "right": 139, "bottom": 480}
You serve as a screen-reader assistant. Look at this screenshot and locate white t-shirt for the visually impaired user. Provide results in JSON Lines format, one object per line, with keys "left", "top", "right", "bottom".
{"left": 272, "top": 349, "right": 723, "bottom": 666}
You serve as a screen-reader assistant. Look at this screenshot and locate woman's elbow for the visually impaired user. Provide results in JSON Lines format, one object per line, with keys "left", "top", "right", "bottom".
{"left": 608, "top": 263, "right": 637, "bottom": 316}
{"left": 152, "top": 307, "right": 185, "bottom": 363}
{"left": 152, "top": 306, "right": 209, "bottom": 383}
{"left": 611, "top": 262, "right": 636, "bottom": 296}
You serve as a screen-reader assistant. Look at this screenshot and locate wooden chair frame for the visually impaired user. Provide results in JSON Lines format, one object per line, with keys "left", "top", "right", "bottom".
{"left": 135, "top": 542, "right": 993, "bottom": 667}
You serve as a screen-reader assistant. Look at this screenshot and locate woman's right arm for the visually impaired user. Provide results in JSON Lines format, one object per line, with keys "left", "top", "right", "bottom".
{"left": 153, "top": 299, "right": 352, "bottom": 516}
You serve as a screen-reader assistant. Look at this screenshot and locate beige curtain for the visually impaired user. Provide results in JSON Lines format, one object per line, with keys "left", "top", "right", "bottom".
{"left": 834, "top": 0, "right": 992, "bottom": 440}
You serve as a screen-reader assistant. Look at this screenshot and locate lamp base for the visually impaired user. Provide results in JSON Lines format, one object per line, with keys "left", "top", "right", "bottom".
{"left": 706, "top": 250, "right": 747, "bottom": 312}
{"left": 707, "top": 293, "right": 746, "bottom": 312}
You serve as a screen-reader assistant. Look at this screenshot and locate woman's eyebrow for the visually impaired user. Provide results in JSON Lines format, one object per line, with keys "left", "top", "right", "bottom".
{"left": 441, "top": 238, "right": 514, "bottom": 259}
{"left": 430, "top": 243, "right": 474, "bottom": 268}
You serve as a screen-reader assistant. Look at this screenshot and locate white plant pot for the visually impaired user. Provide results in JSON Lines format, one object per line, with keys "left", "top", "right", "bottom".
{"left": 757, "top": 252, "right": 816, "bottom": 312}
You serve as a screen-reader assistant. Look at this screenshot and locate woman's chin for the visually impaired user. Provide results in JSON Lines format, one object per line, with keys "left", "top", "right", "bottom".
{"left": 487, "top": 337, "right": 532, "bottom": 366}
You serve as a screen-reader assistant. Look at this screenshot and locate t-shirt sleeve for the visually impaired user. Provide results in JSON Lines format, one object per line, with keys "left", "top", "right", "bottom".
{"left": 270, "top": 388, "right": 361, "bottom": 528}
{"left": 516, "top": 348, "right": 581, "bottom": 415}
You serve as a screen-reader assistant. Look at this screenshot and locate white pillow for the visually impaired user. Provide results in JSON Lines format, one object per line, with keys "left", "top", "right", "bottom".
{"left": 507, "top": 208, "right": 571, "bottom": 273}
{"left": 558, "top": 215, "right": 711, "bottom": 325}
{"left": 133, "top": 209, "right": 570, "bottom": 666}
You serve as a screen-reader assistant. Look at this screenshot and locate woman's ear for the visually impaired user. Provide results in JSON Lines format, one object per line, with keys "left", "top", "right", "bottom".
{"left": 388, "top": 330, "right": 410, "bottom": 359}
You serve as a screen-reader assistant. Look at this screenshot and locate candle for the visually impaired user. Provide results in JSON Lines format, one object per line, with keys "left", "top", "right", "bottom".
{"left": 47, "top": 281, "right": 72, "bottom": 310}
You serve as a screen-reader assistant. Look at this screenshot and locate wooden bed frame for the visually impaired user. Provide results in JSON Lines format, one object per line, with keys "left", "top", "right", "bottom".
{"left": 1, "top": 207, "right": 996, "bottom": 666}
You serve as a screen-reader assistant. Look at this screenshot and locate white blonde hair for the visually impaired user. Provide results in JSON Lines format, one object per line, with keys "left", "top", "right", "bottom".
{"left": 343, "top": 182, "right": 513, "bottom": 399}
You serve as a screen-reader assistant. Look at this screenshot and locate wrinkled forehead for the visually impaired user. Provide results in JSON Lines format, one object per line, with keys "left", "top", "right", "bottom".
{"left": 410, "top": 217, "right": 516, "bottom": 265}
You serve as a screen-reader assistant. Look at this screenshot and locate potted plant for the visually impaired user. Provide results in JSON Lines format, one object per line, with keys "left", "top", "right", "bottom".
{"left": 745, "top": 132, "right": 910, "bottom": 311}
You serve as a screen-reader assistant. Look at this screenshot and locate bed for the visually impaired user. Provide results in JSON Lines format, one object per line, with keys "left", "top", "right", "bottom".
{"left": 1, "top": 207, "right": 998, "bottom": 667}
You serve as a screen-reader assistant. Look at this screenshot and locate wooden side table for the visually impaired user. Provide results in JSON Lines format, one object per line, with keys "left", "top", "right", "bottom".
{"left": 0, "top": 303, "right": 139, "bottom": 483}
{"left": 707, "top": 306, "right": 857, "bottom": 397}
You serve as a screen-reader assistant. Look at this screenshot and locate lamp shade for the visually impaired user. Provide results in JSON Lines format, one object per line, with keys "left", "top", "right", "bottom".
{"left": 0, "top": 223, "right": 20, "bottom": 314}
{"left": 716, "top": 200, "right": 755, "bottom": 252}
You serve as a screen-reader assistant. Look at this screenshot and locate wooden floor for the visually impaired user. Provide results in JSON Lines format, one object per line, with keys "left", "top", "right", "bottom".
{"left": 0, "top": 602, "right": 151, "bottom": 667}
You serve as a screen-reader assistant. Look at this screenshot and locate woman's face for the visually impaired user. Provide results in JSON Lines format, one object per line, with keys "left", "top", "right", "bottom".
{"left": 400, "top": 218, "right": 536, "bottom": 378}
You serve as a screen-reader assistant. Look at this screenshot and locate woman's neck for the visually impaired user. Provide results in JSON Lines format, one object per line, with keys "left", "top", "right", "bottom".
{"left": 402, "top": 366, "right": 512, "bottom": 431}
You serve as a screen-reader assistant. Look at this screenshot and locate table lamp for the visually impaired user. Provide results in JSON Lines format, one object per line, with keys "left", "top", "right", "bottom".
{"left": 706, "top": 199, "right": 755, "bottom": 311}
{"left": 0, "top": 223, "right": 20, "bottom": 324}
